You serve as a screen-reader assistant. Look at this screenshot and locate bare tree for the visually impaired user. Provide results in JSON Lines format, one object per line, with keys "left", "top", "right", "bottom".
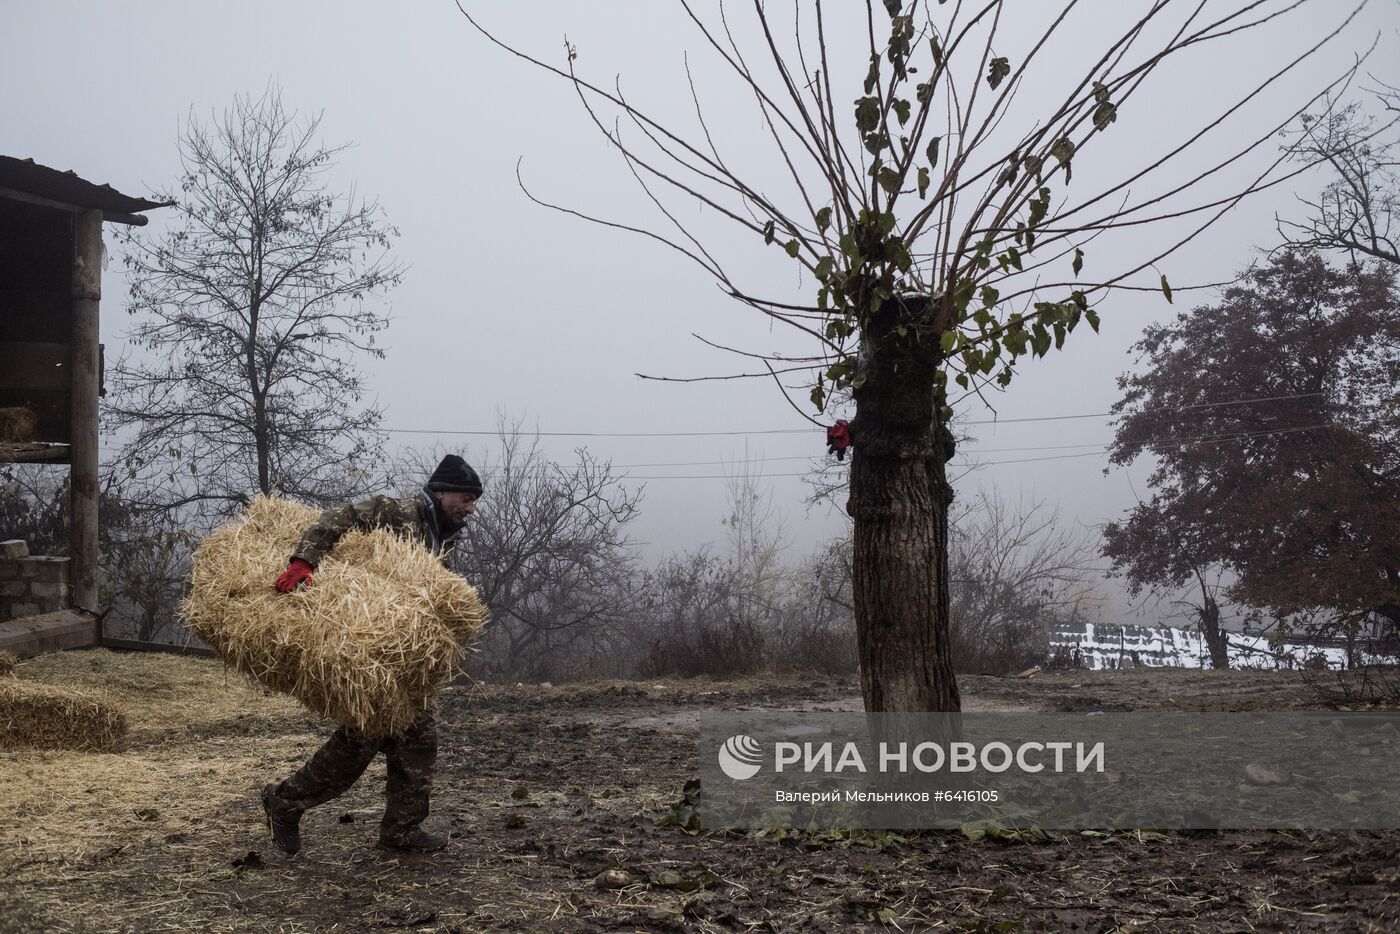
{"left": 814, "top": 488, "right": 1100, "bottom": 674}
{"left": 720, "top": 452, "right": 791, "bottom": 614}
{"left": 106, "top": 86, "right": 402, "bottom": 523}
{"left": 949, "top": 489, "right": 1099, "bottom": 673}
{"left": 1280, "top": 81, "right": 1399, "bottom": 265}
{"left": 462, "top": 1, "right": 1370, "bottom": 710}
{"left": 401, "top": 420, "right": 642, "bottom": 681}
{"left": 780, "top": 544, "right": 861, "bottom": 675}
{"left": 633, "top": 548, "right": 771, "bottom": 678}
{"left": 635, "top": 469, "right": 854, "bottom": 679}
{"left": 97, "top": 487, "right": 192, "bottom": 643}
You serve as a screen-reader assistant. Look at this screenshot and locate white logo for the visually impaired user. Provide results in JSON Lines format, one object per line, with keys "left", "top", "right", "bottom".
{"left": 717, "top": 734, "right": 763, "bottom": 780}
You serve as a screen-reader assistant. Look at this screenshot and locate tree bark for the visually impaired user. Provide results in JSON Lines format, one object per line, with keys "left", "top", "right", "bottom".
{"left": 1200, "top": 597, "right": 1229, "bottom": 670}
{"left": 847, "top": 300, "right": 960, "bottom": 712}
{"left": 247, "top": 272, "right": 272, "bottom": 496}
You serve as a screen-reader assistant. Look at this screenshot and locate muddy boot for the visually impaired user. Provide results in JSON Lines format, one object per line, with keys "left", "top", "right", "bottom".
{"left": 378, "top": 828, "right": 447, "bottom": 853}
{"left": 261, "top": 784, "right": 303, "bottom": 855}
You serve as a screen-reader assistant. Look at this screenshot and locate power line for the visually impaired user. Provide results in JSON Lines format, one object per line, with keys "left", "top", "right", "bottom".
{"left": 380, "top": 391, "right": 1328, "bottom": 437}
{"left": 449, "top": 424, "right": 1338, "bottom": 479}
{"left": 384, "top": 426, "right": 813, "bottom": 438}
{"left": 959, "top": 391, "right": 1326, "bottom": 425}
{"left": 90, "top": 422, "right": 1340, "bottom": 479}
{"left": 92, "top": 393, "right": 1335, "bottom": 462}
{"left": 956, "top": 422, "right": 1335, "bottom": 465}
{"left": 615, "top": 450, "right": 1109, "bottom": 478}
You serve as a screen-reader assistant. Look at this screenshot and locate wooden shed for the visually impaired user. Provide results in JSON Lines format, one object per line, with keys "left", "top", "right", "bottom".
{"left": 0, "top": 155, "right": 169, "bottom": 656}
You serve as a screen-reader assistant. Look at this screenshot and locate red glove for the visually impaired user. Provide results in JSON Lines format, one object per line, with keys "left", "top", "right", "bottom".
{"left": 274, "top": 558, "right": 315, "bottom": 593}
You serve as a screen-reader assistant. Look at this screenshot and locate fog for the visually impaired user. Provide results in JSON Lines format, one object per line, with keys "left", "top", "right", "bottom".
{"left": 3, "top": 0, "right": 1395, "bottom": 622}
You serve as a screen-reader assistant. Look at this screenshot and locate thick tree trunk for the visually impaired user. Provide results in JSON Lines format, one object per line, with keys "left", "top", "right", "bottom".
{"left": 847, "top": 301, "right": 960, "bottom": 712}
{"left": 1200, "top": 598, "right": 1229, "bottom": 670}
{"left": 1376, "top": 600, "right": 1400, "bottom": 631}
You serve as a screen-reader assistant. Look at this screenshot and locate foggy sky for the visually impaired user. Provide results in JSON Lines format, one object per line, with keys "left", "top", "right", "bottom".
{"left": 3, "top": 1, "right": 1396, "bottom": 623}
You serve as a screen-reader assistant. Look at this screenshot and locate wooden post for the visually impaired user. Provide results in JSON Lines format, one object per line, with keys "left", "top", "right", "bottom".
{"left": 70, "top": 210, "right": 102, "bottom": 622}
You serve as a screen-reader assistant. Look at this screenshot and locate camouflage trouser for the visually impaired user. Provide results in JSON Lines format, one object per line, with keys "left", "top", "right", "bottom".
{"left": 274, "top": 708, "right": 437, "bottom": 841}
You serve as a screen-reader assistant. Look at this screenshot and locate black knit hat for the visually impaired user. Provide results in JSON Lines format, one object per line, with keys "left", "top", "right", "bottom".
{"left": 427, "top": 455, "right": 483, "bottom": 496}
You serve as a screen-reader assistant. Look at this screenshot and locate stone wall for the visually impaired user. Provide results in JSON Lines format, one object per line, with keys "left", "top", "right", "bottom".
{"left": 0, "top": 540, "right": 71, "bottom": 621}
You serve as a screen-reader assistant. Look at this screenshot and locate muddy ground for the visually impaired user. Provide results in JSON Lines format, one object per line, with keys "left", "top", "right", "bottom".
{"left": 2, "top": 660, "right": 1398, "bottom": 933}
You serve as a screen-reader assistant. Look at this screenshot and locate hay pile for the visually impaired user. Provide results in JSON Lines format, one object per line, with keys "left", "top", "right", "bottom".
{"left": 183, "top": 496, "right": 487, "bottom": 735}
{"left": 0, "top": 678, "right": 128, "bottom": 752}
{"left": 0, "top": 407, "right": 38, "bottom": 444}
{"left": 0, "top": 649, "right": 309, "bottom": 868}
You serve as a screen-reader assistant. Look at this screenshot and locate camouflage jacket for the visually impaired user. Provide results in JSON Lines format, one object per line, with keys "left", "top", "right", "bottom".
{"left": 292, "top": 489, "right": 466, "bottom": 569}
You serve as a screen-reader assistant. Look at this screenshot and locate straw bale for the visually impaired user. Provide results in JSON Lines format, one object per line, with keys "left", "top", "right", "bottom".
{"left": 15, "top": 648, "right": 305, "bottom": 740}
{"left": 183, "top": 496, "right": 487, "bottom": 735}
{"left": 0, "top": 649, "right": 311, "bottom": 866}
{"left": 0, "top": 649, "right": 16, "bottom": 677}
{"left": 0, "top": 678, "right": 128, "bottom": 752}
{"left": 0, "top": 407, "right": 38, "bottom": 443}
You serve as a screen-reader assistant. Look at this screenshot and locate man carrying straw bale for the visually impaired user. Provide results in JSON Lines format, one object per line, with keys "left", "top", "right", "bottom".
{"left": 260, "top": 454, "right": 482, "bottom": 855}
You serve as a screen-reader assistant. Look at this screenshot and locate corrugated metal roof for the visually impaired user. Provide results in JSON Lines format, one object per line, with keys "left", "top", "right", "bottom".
{"left": 0, "top": 155, "right": 172, "bottom": 217}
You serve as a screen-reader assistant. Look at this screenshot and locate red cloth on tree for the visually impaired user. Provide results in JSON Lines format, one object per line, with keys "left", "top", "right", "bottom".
{"left": 826, "top": 420, "right": 852, "bottom": 461}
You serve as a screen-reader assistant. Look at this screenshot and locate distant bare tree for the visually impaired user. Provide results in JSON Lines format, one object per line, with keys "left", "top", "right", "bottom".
{"left": 633, "top": 548, "right": 770, "bottom": 678}
{"left": 401, "top": 420, "right": 642, "bottom": 681}
{"left": 98, "top": 489, "right": 191, "bottom": 643}
{"left": 805, "top": 487, "right": 1099, "bottom": 674}
{"left": 634, "top": 468, "right": 858, "bottom": 678}
{"left": 778, "top": 546, "right": 861, "bottom": 675}
{"left": 720, "top": 456, "right": 791, "bottom": 616}
{"left": 948, "top": 489, "right": 1098, "bottom": 673}
{"left": 1280, "top": 82, "right": 1399, "bottom": 265}
{"left": 107, "top": 86, "right": 401, "bottom": 523}
{"left": 810, "top": 533, "right": 855, "bottom": 618}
